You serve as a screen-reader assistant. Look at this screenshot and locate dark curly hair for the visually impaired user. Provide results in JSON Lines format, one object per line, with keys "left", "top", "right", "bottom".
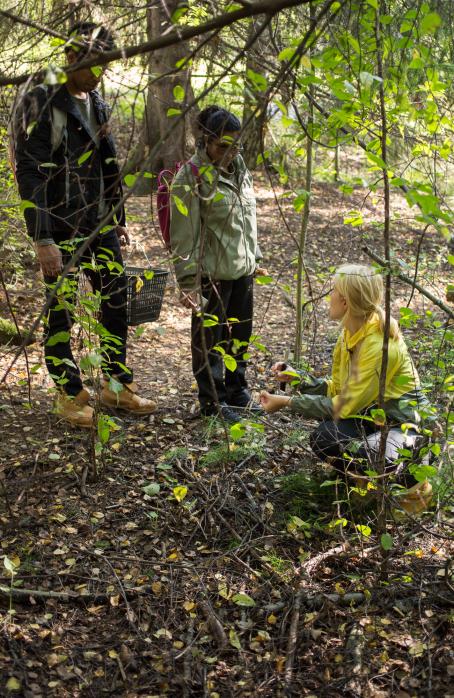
{"left": 197, "top": 106, "right": 242, "bottom": 139}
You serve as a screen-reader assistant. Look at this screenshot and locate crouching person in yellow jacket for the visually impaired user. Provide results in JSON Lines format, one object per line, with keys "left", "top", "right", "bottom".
{"left": 260, "top": 264, "right": 435, "bottom": 513}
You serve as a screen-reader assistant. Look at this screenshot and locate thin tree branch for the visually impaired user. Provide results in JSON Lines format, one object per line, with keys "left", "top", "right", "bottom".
{"left": 363, "top": 245, "right": 454, "bottom": 319}
{"left": 0, "top": 0, "right": 311, "bottom": 86}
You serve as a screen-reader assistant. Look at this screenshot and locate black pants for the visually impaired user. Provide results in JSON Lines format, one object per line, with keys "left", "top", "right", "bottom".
{"left": 191, "top": 275, "right": 253, "bottom": 409}
{"left": 309, "top": 419, "right": 419, "bottom": 484}
{"left": 310, "top": 418, "right": 377, "bottom": 475}
{"left": 44, "top": 229, "right": 132, "bottom": 396}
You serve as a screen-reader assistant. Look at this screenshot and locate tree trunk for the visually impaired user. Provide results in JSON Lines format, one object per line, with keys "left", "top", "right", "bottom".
{"left": 126, "top": 2, "right": 197, "bottom": 188}
{"left": 242, "top": 19, "right": 269, "bottom": 171}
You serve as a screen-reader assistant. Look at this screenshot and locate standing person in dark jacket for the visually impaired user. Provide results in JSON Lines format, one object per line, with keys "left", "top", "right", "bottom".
{"left": 14, "top": 21, "right": 156, "bottom": 428}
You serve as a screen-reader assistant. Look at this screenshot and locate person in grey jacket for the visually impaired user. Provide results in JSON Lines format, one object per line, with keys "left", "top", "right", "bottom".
{"left": 170, "top": 106, "right": 262, "bottom": 422}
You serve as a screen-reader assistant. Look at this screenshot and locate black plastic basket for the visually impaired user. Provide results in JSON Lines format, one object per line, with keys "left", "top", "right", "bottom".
{"left": 125, "top": 266, "right": 169, "bottom": 326}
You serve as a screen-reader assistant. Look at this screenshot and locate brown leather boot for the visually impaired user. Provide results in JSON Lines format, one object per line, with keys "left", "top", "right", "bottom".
{"left": 100, "top": 379, "right": 157, "bottom": 415}
{"left": 54, "top": 388, "right": 94, "bottom": 428}
{"left": 394, "top": 480, "right": 433, "bottom": 517}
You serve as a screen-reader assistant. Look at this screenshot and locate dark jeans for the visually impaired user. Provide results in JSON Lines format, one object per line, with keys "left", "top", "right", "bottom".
{"left": 309, "top": 418, "right": 419, "bottom": 485}
{"left": 44, "top": 228, "right": 132, "bottom": 396}
{"left": 310, "top": 418, "right": 377, "bottom": 474}
{"left": 191, "top": 275, "right": 253, "bottom": 409}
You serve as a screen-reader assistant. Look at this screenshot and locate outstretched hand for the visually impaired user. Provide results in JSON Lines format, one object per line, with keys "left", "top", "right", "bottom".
{"left": 260, "top": 391, "right": 291, "bottom": 414}
{"left": 116, "top": 226, "right": 130, "bottom": 247}
{"left": 179, "top": 290, "right": 199, "bottom": 310}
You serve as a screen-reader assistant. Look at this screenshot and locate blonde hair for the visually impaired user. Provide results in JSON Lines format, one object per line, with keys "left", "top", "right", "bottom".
{"left": 334, "top": 264, "right": 400, "bottom": 339}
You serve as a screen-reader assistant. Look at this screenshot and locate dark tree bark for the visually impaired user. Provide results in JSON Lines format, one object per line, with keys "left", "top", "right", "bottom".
{"left": 126, "top": 1, "right": 197, "bottom": 186}
{"left": 242, "top": 18, "right": 270, "bottom": 170}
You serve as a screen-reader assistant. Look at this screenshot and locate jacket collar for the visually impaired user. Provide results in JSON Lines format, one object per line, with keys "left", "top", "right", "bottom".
{"left": 194, "top": 147, "right": 247, "bottom": 185}
{"left": 50, "top": 85, "right": 106, "bottom": 126}
{"left": 344, "top": 314, "right": 380, "bottom": 351}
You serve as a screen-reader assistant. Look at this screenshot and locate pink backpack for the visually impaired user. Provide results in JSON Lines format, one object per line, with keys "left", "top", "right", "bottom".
{"left": 157, "top": 160, "right": 201, "bottom": 250}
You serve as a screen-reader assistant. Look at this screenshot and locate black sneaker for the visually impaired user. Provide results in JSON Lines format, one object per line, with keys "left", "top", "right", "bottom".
{"left": 201, "top": 402, "right": 242, "bottom": 423}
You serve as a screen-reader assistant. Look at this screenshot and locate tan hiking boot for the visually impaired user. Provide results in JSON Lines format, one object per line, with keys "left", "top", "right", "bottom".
{"left": 394, "top": 480, "right": 433, "bottom": 516}
{"left": 100, "top": 379, "right": 157, "bottom": 415}
{"left": 54, "top": 388, "right": 94, "bottom": 428}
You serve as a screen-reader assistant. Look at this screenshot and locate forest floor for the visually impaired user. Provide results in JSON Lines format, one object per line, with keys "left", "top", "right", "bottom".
{"left": 0, "top": 176, "right": 453, "bottom": 697}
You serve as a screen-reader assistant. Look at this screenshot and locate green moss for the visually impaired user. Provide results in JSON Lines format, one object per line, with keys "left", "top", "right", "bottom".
{"left": 0, "top": 316, "right": 35, "bottom": 346}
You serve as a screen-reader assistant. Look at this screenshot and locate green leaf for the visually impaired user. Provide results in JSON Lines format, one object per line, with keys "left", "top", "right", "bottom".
{"left": 232, "top": 593, "right": 255, "bottom": 607}
{"left": 419, "top": 12, "right": 441, "bottom": 35}
{"left": 6, "top": 677, "right": 21, "bottom": 692}
{"left": 77, "top": 150, "right": 93, "bottom": 166}
{"left": 229, "top": 628, "right": 242, "bottom": 649}
{"left": 46, "top": 331, "right": 71, "bottom": 347}
{"left": 108, "top": 377, "right": 123, "bottom": 395}
{"left": 87, "top": 352, "right": 103, "bottom": 368}
{"left": 370, "top": 408, "right": 386, "bottom": 425}
{"left": 124, "top": 174, "right": 137, "bottom": 188}
{"left": 255, "top": 275, "right": 273, "bottom": 285}
{"left": 171, "top": 5, "right": 188, "bottom": 23}
{"left": 278, "top": 47, "right": 297, "bottom": 62}
{"left": 97, "top": 415, "right": 110, "bottom": 445}
{"left": 409, "top": 464, "right": 438, "bottom": 482}
{"left": 343, "top": 210, "right": 363, "bottom": 227}
{"left": 223, "top": 354, "right": 237, "bottom": 372}
{"left": 246, "top": 68, "right": 267, "bottom": 92}
{"left": 172, "top": 195, "right": 188, "bottom": 216}
{"left": 19, "top": 199, "right": 36, "bottom": 213}
{"left": 328, "top": 517, "right": 348, "bottom": 529}
{"left": 173, "top": 85, "right": 185, "bottom": 102}
{"left": 230, "top": 422, "right": 246, "bottom": 441}
{"left": 366, "top": 151, "right": 387, "bottom": 170}
{"left": 356, "top": 524, "right": 372, "bottom": 538}
{"left": 3, "top": 555, "right": 19, "bottom": 574}
{"left": 380, "top": 533, "right": 393, "bottom": 550}
{"left": 359, "top": 71, "right": 382, "bottom": 88}
{"left": 293, "top": 191, "right": 309, "bottom": 212}
{"left": 167, "top": 108, "right": 181, "bottom": 117}
{"left": 143, "top": 482, "right": 160, "bottom": 496}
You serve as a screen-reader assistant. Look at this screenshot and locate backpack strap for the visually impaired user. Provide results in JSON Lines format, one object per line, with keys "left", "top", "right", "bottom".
{"left": 187, "top": 161, "right": 201, "bottom": 182}
{"left": 35, "top": 84, "right": 67, "bottom": 154}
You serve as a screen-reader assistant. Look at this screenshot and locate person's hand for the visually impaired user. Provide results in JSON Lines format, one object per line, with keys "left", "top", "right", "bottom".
{"left": 260, "top": 391, "right": 291, "bottom": 414}
{"left": 255, "top": 265, "right": 269, "bottom": 277}
{"left": 271, "top": 362, "right": 298, "bottom": 383}
{"left": 35, "top": 243, "right": 63, "bottom": 278}
{"left": 116, "top": 226, "right": 130, "bottom": 247}
{"left": 179, "top": 289, "right": 199, "bottom": 310}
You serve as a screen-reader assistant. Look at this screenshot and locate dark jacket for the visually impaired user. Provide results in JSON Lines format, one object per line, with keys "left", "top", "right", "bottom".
{"left": 15, "top": 84, "right": 125, "bottom": 242}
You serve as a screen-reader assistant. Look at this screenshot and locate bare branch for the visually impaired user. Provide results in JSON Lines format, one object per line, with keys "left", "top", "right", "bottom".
{"left": 0, "top": 0, "right": 312, "bottom": 86}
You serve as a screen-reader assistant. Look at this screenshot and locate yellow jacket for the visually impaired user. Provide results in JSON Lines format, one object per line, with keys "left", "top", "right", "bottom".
{"left": 290, "top": 315, "right": 429, "bottom": 423}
